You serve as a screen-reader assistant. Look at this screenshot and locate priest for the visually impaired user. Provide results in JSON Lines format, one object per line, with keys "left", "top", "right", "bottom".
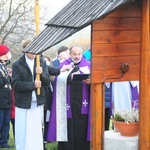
{"left": 47, "top": 45, "right": 91, "bottom": 150}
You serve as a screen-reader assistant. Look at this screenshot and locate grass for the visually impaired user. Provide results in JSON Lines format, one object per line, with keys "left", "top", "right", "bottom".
{"left": 0, "top": 123, "right": 58, "bottom": 150}
{"left": 45, "top": 142, "right": 58, "bottom": 150}
{"left": 109, "top": 119, "right": 113, "bottom": 130}
{"left": 1, "top": 121, "right": 113, "bottom": 150}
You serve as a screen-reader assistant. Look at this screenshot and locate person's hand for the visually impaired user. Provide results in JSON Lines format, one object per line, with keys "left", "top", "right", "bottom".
{"left": 60, "top": 64, "right": 72, "bottom": 72}
{"left": 36, "top": 66, "right": 43, "bottom": 75}
{"left": 71, "top": 71, "right": 80, "bottom": 79}
{"left": 83, "top": 78, "right": 91, "bottom": 84}
{"left": 35, "top": 80, "right": 41, "bottom": 88}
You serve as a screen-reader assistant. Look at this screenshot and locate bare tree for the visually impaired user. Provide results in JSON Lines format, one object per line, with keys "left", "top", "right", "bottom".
{"left": 0, "top": 0, "right": 36, "bottom": 61}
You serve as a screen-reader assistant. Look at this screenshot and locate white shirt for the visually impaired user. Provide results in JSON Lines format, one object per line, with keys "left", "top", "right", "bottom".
{"left": 25, "top": 55, "right": 37, "bottom": 101}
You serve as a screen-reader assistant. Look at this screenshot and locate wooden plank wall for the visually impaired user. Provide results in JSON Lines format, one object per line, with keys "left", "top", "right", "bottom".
{"left": 90, "top": 1, "right": 141, "bottom": 150}
{"left": 91, "top": 1, "right": 141, "bottom": 83}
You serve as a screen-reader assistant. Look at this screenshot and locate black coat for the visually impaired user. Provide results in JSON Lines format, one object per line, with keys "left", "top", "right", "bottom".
{"left": 12, "top": 54, "right": 50, "bottom": 109}
{"left": 0, "top": 62, "right": 11, "bottom": 109}
{"left": 44, "top": 65, "right": 60, "bottom": 110}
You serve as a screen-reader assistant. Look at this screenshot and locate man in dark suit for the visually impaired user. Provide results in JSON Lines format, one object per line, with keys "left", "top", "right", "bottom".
{"left": 52, "top": 46, "right": 69, "bottom": 67}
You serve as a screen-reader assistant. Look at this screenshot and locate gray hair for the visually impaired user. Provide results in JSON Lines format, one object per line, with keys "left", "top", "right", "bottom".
{"left": 69, "top": 44, "right": 83, "bottom": 52}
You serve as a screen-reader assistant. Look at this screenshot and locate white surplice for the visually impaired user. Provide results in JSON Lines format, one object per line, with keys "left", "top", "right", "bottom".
{"left": 112, "top": 81, "right": 139, "bottom": 111}
{"left": 15, "top": 102, "right": 44, "bottom": 150}
{"left": 56, "top": 70, "right": 73, "bottom": 141}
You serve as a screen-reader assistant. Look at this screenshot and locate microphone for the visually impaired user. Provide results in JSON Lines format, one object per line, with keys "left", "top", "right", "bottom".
{"left": 74, "top": 65, "right": 79, "bottom": 72}
{"left": 70, "top": 62, "right": 74, "bottom": 67}
{"left": 66, "top": 62, "right": 74, "bottom": 71}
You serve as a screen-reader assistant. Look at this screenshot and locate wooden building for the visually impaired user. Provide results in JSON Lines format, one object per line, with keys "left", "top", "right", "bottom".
{"left": 24, "top": 0, "right": 150, "bottom": 149}
{"left": 91, "top": 1, "right": 141, "bottom": 149}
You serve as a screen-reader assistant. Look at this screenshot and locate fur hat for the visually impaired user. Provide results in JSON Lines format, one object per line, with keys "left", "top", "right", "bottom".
{"left": 0, "top": 45, "right": 10, "bottom": 57}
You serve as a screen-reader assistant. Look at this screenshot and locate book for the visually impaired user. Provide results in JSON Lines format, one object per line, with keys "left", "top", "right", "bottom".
{"left": 73, "top": 74, "right": 90, "bottom": 81}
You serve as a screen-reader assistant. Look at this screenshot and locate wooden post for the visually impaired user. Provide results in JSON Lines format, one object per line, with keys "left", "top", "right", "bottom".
{"left": 36, "top": 54, "right": 40, "bottom": 95}
{"left": 91, "top": 83, "right": 105, "bottom": 150}
{"left": 140, "top": 0, "right": 150, "bottom": 149}
{"left": 35, "top": 0, "right": 40, "bottom": 95}
{"left": 35, "top": 0, "right": 40, "bottom": 35}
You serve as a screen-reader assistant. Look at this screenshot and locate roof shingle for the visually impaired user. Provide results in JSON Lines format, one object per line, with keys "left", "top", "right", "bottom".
{"left": 24, "top": 0, "right": 136, "bottom": 54}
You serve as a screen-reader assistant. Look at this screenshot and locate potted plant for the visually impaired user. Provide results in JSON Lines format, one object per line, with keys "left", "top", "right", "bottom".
{"left": 111, "top": 108, "right": 139, "bottom": 136}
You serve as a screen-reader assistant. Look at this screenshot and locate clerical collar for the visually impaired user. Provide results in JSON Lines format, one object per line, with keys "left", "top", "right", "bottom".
{"left": 74, "top": 61, "right": 80, "bottom": 66}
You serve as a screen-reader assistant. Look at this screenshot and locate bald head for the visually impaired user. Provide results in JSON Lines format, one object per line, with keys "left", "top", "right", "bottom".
{"left": 69, "top": 45, "right": 83, "bottom": 64}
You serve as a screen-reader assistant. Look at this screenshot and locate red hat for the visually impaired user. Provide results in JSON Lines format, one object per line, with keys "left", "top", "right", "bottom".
{"left": 0, "top": 45, "right": 10, "bottom": 57}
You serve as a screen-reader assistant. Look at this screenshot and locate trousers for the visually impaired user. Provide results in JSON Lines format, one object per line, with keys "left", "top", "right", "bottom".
{"left": 0, "top": 108, "right": 11, "bottom": 146}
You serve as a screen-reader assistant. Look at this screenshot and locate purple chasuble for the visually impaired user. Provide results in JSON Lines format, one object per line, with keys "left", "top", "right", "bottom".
{"left": 47, "top": 78, "right": 57, "bottom": 141}
{"left": 47, "top": 57, "right": 91, "bottom": 141}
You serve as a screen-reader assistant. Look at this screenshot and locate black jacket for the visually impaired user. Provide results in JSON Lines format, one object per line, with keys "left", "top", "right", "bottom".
{"left": 12, "top": 54, "right": 50, "bottom": 109}
{"left": 44, "top": 65, "right": 60, "bottom": 110}
{"left": 47, "top": 65, "right": 60, "bottom": 76}
{"left": 0, "top": 62, "right": 11, "bottom": 109}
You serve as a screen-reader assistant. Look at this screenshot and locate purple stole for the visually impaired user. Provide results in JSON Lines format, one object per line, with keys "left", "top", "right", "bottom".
{"left": 130, "top": 83, "right": 139, "bottom": 109}
{"left": 47, "top": 57, "right": 91, "bottom": 141}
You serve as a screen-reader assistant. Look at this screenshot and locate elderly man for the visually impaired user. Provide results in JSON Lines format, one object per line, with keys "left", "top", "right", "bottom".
{"left": 47, "top": 45, "right": 91, "bottom": 150}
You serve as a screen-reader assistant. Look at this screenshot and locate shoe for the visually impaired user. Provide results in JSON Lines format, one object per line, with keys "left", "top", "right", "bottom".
{"left": 44, "top": 140, "right": 47, "bottom": 144}
{"left": 1, "top": 144, "right": 14, "bottom": 148}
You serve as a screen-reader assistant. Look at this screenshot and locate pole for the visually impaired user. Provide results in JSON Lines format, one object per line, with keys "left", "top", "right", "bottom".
{"left": 139, "top": 0, "right": 150, "bottom": 149}
{"left": 35, "top": 0, "right": 40, "bottom": 35}
{"left": 35, "top": 0, "right": 40, "bottom": 95}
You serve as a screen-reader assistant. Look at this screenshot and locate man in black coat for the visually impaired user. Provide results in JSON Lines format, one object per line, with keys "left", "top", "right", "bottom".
{"left": 12, "top": 40, "right": 50, "bottom": 150}
{"left": 52, "top": 46, "right": 69, "bottom": 67}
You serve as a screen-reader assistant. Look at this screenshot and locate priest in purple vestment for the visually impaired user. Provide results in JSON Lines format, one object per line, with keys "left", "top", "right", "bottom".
{"left": 47, "top": 45, "right": 91, "bottom": 150}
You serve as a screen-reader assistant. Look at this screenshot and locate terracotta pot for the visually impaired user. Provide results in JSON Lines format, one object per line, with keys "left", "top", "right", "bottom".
{"left": 112, "top": 120, "right": 139, "bottom": 137}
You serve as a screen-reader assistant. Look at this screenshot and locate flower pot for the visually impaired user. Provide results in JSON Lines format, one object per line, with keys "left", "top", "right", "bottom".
{"left": 112, "top": 120, "right": 139, "bottom": 137}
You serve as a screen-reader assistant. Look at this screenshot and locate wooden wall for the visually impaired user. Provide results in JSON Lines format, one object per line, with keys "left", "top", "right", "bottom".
{"left": 90, "top": 1, "right": 142, "bottom": 150}
{"left": 91, "top": 1, "right": 141, "bottom": 83}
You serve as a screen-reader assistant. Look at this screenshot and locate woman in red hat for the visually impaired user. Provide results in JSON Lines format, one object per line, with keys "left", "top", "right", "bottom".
{"left": 0, "top": 44, "right": 13, "bottom": 148}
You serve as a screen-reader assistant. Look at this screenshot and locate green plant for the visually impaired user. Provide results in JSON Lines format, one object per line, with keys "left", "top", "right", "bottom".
{"left": 112, "top": 108, "right": 139, "bottom": 123}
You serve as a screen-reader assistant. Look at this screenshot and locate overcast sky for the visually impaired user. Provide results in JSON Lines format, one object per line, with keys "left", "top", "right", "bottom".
{"left": 40, "top": 0, "right": 71, "bottom": 29}
{"left": 38, "top": 0, "right": 90, "bottom": 51}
